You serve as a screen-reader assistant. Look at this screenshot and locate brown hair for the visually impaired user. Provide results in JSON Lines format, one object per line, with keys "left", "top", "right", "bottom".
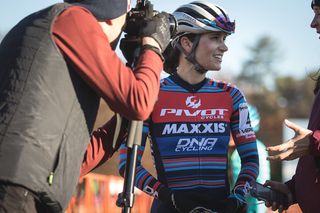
{"left": 163, "top": 34, "right": 197, "bottom": 74}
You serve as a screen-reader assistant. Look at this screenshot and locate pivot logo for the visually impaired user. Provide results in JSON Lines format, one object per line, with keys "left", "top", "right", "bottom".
{"left": 186, "top": 96, "right": 201, "bottom": 108}
{"left": 160, "top": 108, "right": 228, "bottom": 119}
{"left": 143, "top": 186, "right": 158, "bottom": 198}
{"left": 175, "top": 138, "right": 217, "bottom": 152}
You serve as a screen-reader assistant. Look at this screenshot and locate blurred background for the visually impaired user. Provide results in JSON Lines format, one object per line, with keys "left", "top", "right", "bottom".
{"left": 1, "top": 0, "right": 319, "bottom": 212}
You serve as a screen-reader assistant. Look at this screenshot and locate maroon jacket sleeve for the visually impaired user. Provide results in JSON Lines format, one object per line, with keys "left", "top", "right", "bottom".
{"left": 308, "top": 91, "right": 320, "bottom": 156}
{"left": 80, "top": 115, "right": 128, "bottom": 176}
{"left": 52, "top": 6, "right": 163, "bottom": 121}
{"left": 310, "top": 130, "right": 320, "bottom": 156}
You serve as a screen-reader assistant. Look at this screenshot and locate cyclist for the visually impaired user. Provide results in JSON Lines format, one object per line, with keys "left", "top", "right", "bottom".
{"left": 119, "top": 1, "right": 259, "bottom": 212}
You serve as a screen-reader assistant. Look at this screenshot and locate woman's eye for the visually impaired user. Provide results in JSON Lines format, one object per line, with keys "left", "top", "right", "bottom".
{"left": 210, "top": 36, "right": 227, "bottom": 42}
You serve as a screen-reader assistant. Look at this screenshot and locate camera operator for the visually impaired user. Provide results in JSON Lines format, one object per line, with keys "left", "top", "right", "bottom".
{"left": 0, "top": 0, "right": 171, "bottom": 212}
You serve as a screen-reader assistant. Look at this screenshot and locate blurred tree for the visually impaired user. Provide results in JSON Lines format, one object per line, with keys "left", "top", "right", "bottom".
{"left": 275, "top": 74, "right": 315, "bottom": 118}
{"left": 234, "top": 35, "right": 318, "bottom": 181}
{"left": 241, "top": 74, "right": 317, "bottom": 181}
{"left": 237, "top": 36, "right": 281, "bottom": 92}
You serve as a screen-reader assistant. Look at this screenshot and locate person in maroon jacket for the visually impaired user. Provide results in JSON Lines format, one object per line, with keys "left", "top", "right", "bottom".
{"left": 0, "top": 0, "right": 171, "bottom": 212}
{"left": 263, "top": 1, "right": 320, "bottom": 212}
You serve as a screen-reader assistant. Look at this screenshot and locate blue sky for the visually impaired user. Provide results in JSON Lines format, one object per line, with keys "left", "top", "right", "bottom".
{"left": 1, "top": 0, "right": 319, "bottom": 79}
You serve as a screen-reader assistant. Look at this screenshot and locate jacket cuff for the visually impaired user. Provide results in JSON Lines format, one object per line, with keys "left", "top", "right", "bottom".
{"left": 309, "top": 130, "right": 320, "bottom": 156}
{"left": 141, "top": 44, "right": 164, "bottom": 61}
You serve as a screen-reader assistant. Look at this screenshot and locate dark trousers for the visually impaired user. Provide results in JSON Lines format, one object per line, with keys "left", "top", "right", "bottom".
{"left": 0, "top": 183, "right": 50, "bottom": 213}
{"left": 151, "top": 199, "right": 179, "bottom": 213}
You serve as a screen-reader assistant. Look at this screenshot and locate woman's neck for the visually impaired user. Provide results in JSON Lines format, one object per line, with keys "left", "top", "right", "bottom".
{"left": 176, "top": 64, "right": 206, "bottom": 85}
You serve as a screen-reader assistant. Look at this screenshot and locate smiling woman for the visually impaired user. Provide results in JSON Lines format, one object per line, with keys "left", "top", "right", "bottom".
{"left": 193, "top": 32, "right": 228, "bottom": 72}
{"left": 118, "top": 1, "right": 259, "bottom": 213}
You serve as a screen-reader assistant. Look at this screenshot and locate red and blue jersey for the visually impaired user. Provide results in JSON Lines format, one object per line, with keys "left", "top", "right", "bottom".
{"left": 119, "top": 74, "right": 259, "bottom": 208}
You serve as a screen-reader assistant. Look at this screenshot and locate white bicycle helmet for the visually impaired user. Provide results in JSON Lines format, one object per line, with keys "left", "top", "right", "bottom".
{"left": 164, "top": 1, "right": 235, "bottom": 73}
{"left": 172, "top": 1, "right": 235, "bottom": 45}
{"left": 169, "top": 1, "right": 235, "bottom": 73}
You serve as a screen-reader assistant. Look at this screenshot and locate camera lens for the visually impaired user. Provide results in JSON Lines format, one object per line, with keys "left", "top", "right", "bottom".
{"left": 168, "top": 14, "right": 177, "bottom": 38}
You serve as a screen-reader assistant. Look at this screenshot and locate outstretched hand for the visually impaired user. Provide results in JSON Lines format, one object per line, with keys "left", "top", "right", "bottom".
{"left": 267, "top": 119, "right": 312, "bottom": 161}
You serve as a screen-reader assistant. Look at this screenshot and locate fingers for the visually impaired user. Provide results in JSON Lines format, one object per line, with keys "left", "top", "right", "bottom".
{"left": 265, "top": 201, "right": 271, "bottom": 208}
{"left": 284, "top": 119, "right": 299, "bottom": 132}
{"left": 269, "top": 194, "right": 284, "bottom": 212}
{"left": 267, "top": 143, "right": 289, "bottom": 152}
{"left": 285, "top": 119, "right": 312, "bottom": 136}
{"left": 271, "top": 201, "right": 277, "bottom": 211}
{"left": 264, "top": 180, "right": 275, "bottom": 187}
{"left": 267, "top": 135, "right": 310, "bottom": 161}
{"left": 278, "top": 204, "right": 284, "bottom": 213}
{"left": 264, "top": 180, "right": 291, "bottom": 195}
{"left": 271, "top": 203, "right": 285, "bottom": 212}
{"left": 263, "top": 181, "right": 291, "bottom": 212}
{"left": 267, "top": 154, "right": 285, "bottom": 161}
{"left": 266, "top": 119, "right": 312, "bottom": 159}
{"left": 267, "top": 141, "right": 294, "bottom": 161}
{"left": 267, "top": 154, "right": 282, "bottom": 161}
{"left": 267, "top": 149, "right": 293, "bottom": 161}
{"left": 264, "top": 180, "right": 283, "bottom": 191}
{"left": 287, "top": 192, "right": 293, "bottom": 206}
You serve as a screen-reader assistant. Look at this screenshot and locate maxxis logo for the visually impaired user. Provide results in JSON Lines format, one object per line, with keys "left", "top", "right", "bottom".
{"left": 186, "top": 96, "right": 201, "bottom": 109}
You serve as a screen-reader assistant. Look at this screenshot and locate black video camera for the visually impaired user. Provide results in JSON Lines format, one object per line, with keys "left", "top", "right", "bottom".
{"left": 124, "top": 0, "right": 177, "bottom": 37}
{"left": 120, "top": 0, "right": 177, "bottom": 67}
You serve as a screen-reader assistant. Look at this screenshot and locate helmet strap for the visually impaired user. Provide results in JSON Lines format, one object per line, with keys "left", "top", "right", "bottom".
{"left": 176, "top": 35, "right": 207, "bottom": 74}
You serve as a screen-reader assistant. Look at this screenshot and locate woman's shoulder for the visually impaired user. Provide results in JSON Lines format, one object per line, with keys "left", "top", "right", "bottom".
{"left": 160, "top": 76, "right": 176, "bottom": 88}
{"left": 208, "top": 78, "right": 240, "bottom": 91}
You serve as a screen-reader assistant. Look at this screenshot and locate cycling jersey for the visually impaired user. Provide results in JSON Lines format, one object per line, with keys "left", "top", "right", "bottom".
{"left": 119, "top": 73, "right": 259, "bottom": 211}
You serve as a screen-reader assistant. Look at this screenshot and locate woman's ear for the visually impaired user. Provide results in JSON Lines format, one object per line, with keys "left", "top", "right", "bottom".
{"left": 180, "top": 36, "right": 193, "bottom": 54}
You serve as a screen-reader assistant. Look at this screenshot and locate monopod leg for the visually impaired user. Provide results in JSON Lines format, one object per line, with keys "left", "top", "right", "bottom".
{"left": 117, "top": 121, "right": 143, "bottom": 213}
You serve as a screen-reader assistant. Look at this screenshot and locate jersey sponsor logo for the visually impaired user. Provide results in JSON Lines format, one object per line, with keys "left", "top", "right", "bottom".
{"left": 162, "top": 123, "right": 226, "bottom": 135}
{"left": 160, "top": 108, "right": 228, "bottom": 119}
{"left": 186, "top": 96, "right": 201, "bottom": 109}
{"left": 175, "top": 138, "right": 217, "bottom": 152}
{"left": 143, "top": 186, "right": 158, "bottom": 198}
{"left": 238, "top": 103, "right": 254, "bottom": 136}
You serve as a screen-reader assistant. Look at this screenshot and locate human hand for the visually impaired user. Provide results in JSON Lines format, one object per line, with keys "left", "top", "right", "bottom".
{"left": 140, "top": 12, "right": 171, "bottom": 52}
{"left": 267, "top": 119, "right": 312, "bottom": 161}
{"left": 263, "top": 180, "right": 293, "bottom": 212}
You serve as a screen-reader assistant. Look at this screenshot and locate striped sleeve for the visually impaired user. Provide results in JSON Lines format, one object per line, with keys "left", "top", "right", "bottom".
{"left": 229, "top": 87, "right": 259, "bottom": 201}
{"left": 118, "top": 120, "right": 166, "bottom": 199}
